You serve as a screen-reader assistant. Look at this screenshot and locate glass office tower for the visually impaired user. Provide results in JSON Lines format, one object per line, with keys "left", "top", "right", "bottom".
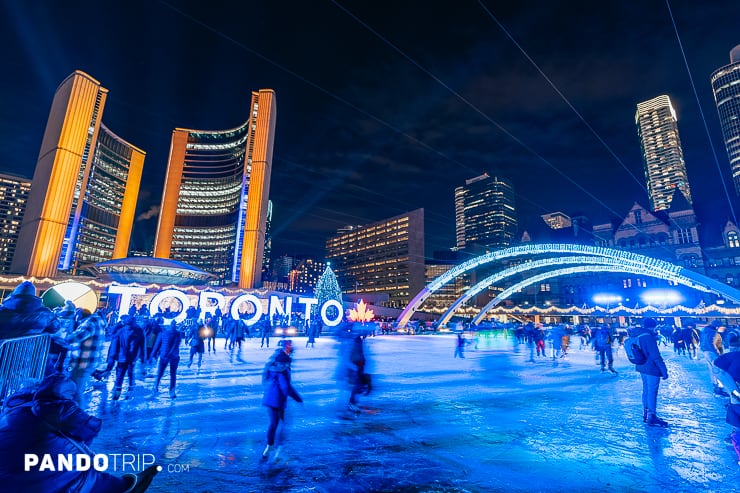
{"left": 454, "top": 173, "right": 517, "bottom": 249}
{"left": 154, "top": 89, "right": 276, "bottom": 288}
{"left": 11, "top": 71, "right": 144, "bottom": 277}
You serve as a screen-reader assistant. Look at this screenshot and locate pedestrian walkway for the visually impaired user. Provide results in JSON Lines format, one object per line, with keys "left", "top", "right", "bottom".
{"left": 86, "top": 334, "right": 740, "bottom": 492}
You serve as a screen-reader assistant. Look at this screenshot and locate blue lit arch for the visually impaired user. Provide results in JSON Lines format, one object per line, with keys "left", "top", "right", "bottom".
{"left": 396, "top": 243, "right": 740, "bottom": 328}
{"left": 436, "top": 256, "right": 670, "bottom": 327}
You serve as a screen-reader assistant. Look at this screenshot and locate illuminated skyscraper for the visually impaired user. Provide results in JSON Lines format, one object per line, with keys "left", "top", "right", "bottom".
{"left": 11, "top": 71, "right": 145, "bottom": 277}
{"left": 635, "top": 95, "right": 692, "bottom": 212}
{"left": 154, "top": 89, "right": 276, "bottom": 288}
{"left": 0, "top": 173, "right": 31, "bottom": 273}
{"left": 326, "top": 209, "right": 425, "bottom": 308}
{"left": 711, "top": 45, "right": 740, "bottom": 195}
{"left": 454, "top": 173, "right": 517, "bottom": 249}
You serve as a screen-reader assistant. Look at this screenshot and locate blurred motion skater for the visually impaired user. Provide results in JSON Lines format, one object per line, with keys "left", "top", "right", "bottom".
{"left": 150, "top": 321, "right": 182, "bottom": 399}
{"left": 186, "top": 320, "right": 206, "bottom": 370}
{"left": 454, "top": 332, "right": 466, "bottom": 358}
{"left": 700, "top": 320, "right": 730, "bottom": 396}
{"left": 261, "top": 340, "right": 302, "bottom": 461}
{"left": 347, "top": 333, "right": 372, "bottom": 413}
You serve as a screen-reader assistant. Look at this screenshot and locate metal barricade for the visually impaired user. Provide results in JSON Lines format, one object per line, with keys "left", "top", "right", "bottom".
{"left": 0, "top": 333, "right": 51, "bottom": 408}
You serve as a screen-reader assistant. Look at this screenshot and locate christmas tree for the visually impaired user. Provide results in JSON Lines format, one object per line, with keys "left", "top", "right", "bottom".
{"left": 314, "top": 263, "right": 343, "bottom": 323}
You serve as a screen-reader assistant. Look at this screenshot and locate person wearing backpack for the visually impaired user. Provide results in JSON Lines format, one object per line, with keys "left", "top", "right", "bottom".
{"left": 632, "top": 318, "right": 669, "bottom": 427}
{"left": 593, "top": 324, "right": 617, "bottom": 374}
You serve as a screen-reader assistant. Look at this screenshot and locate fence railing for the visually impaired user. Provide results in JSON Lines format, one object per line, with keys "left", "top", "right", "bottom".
{"left": 0, "top": 333, "right": 51, "bottom": 408}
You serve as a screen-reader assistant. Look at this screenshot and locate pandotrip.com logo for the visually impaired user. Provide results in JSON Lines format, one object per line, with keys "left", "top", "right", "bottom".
{"left": 25, "top": 453, "right": 157, "bottom": 473}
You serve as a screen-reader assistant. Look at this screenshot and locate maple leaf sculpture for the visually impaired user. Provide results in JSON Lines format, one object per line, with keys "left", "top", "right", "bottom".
{"left": 348, "top": 299, "right": 375, "bottom": 323}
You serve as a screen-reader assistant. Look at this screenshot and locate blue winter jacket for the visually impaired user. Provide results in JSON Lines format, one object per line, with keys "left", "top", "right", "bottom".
{"left": 107, "top": 318, "right": 144, "bottom": 363}
{"left": 262, "top": 352, "right": 302, "bottom": 409}
{"left": 152, "top": 326, "right": 182, "bottom": 361}
{"left": 0, "top": 294, "right": 59, "bottom": 339}
{"left": 632, "top": 327, "right": 668, "bottom": 378}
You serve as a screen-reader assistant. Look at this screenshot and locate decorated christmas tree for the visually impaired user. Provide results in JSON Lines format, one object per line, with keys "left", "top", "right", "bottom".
{"left": 313, "top": 263, "right": 343, "bottom": 323}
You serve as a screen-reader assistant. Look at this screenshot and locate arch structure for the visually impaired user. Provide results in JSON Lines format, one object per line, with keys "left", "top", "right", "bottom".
{"left": 396, "top": 243, "right": 740, "bottom": 328}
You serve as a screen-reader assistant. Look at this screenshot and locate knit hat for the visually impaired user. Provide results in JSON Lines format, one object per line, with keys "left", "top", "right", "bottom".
{"left": 643, "top": 318, "right": 657, "bottom": 329}
{"left": 11, "top": 280, "right": 36, "bottom": 297}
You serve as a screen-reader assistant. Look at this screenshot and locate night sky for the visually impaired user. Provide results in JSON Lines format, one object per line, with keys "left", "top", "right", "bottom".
{"left": 2, "top": 1, "right": 739, "bottom": 259}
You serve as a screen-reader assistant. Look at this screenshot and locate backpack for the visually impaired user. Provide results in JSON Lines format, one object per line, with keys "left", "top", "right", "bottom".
{"left": 624, "top": 333, "right": 649, "bottom": 365}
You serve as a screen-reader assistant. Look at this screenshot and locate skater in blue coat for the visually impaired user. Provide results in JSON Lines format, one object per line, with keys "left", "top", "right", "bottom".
{"left": 261, "top": 340, "right": 302, "bottom": 461}
{"left": 634, "top": 318, "right": 669, "bottom": 426}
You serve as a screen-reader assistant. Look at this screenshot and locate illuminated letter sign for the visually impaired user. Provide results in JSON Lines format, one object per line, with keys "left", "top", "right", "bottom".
{"left": 106, "top": 286, "right": 345, "bottom": 327}
{"left": 269, "top": 295, "right": 293, "bottom": 325}
{"left": 230, "top": 294, "right": 263, "bottom": 326}
{"left": 199, "top": 291, "right": 226, "bottom": 321}
{"left": 150, "top": 289, "right": 191, "bottom": 324}
{"left": 108, "top": 285, "right": 146, "bottom": 320}
{"left": 321, "top": 299, "right": 343, "bottom": 327}
{"left": 298, "top": 297, "right": 318, "bottom": 322}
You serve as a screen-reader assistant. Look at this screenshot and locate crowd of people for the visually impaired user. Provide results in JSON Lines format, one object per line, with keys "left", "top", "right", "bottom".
{"left": 0, "top": 281, "right": 378, "bottom": 483}
{"left": 493, "top": 317, "right": 740, "bottom": 459}
{"left": 0, "top": 279, "right": 739, "bottom": 487}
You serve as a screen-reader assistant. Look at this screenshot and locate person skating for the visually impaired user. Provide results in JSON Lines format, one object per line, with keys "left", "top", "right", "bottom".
{"left": 261, "top": 340, "right": 302, "bottom": 461}
{"left": 454, "top": 332, "right": 466, "bottom": 358}
{"left": 633, "top": 318, "right": 669, "bottom": 427}
{"left": 186, "top": 320, "right": 206, "bottom": 370}
{"left": 593, "top": 324, "right": 617, "bottom": 374}
{"left": 108, "top": 315, "right": 145, "bottom": 401}
{"left": 700, "top": 320, "right": 730, "bottom": 396}
{"left": 150, "top": 321, "right": 182, "bottom": 399}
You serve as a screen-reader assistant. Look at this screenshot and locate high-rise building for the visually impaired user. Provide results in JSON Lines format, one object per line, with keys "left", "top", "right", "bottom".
{"left": 11, "top": 71, "right": 145, "bottom": 277}
{"left": 711, "top": 45, "right": 740, "bottom": 195}
{"left": 635, "top": 95, "right": 692, "bottom": 212}
{"left": 154, "top": 89, "right": 276, "bottom": 288}
{"left": 454, "top": 173, "right": 517, "bottom": 249}
{"left": 0, "top": 173, "right": 31, "bottom": 273}
{"left": 288, "top": 256, "right": 325, "bottom": 294}
{"left": 326, "top": 209, "right": 425, "bottom": 308}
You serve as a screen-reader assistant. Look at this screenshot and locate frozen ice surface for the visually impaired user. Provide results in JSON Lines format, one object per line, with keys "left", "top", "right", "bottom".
{"left": 84, "top": 334, "right": 740, "bottom": 492}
